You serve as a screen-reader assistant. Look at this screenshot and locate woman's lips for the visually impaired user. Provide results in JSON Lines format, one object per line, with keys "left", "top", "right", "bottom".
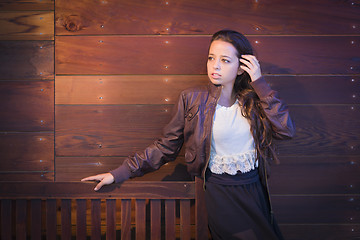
{"left": 211, "top": 73, "right": 221, "bottom": 79}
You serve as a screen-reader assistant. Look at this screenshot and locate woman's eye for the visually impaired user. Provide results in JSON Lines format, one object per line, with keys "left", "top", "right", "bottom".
{"left": 208, "top": 56, "right": 214, "bottom": 61}
{"left": 222, "top": 59, "right": 230, "bottom": 63}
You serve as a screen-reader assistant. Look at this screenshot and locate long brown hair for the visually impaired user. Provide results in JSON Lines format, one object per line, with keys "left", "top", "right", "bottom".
{"left": 210, "top": 30, "right": 279, "bottom": 165}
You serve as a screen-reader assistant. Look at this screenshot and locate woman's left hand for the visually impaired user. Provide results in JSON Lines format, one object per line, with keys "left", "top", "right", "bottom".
{"left": 240, "top": 55, "right": 262, "bottom": 82}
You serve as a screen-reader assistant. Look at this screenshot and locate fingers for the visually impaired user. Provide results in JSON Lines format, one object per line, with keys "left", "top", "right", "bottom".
{"left": 81, "top": 173, "right": 115, "bottom": 191}
{"left": 94, "top": 181, "right": 105, "bottom": 191}
{"left": 239, "top": 55, "right": 262, "bottom": 82}
{"left": 81, "top": 174, "right": 104, "bottom": 182}
{"left": 240, "top": 55, "right": 259, "bottom": 67}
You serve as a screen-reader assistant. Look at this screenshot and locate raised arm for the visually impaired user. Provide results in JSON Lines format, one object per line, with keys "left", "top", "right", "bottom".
{"left": 241, "top": 54, "right": 295, "bottom": 139}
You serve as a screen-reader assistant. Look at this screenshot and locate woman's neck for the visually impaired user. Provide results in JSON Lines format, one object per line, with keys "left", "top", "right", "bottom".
{"left": 217, "top": 86, "right": 236, "bottom": 107}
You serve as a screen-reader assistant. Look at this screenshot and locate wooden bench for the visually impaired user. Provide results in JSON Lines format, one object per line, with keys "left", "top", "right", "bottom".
{"left": 0, "top": 178, "right": 209, "bottom": 239}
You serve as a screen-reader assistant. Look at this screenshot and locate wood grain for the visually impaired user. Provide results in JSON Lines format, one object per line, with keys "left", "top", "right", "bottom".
{"left": 46, "top": 199, "right": 57, "bottom": 240}
{"left": 0, "top": 41, "right": 54, "bottom": 80}
{"left": 55, "top": 36, "right": 360, "bottom": 75}
{"left": 135, "top": 199, "right": 146, "bottom": 240}
{"left": 273, "top": 195, "right": 360, "bottom": 224}
{"left": 55, "top": 75, "right": 360, "bottom": 105}
{"left": 280, "top": 224, "right": 360, "bottom": 240}
{"left": 91, "top": 199, "right": 101, "bottom": 239}
{"left": 76, "top": 199, "right": 87, "bottom": 240}
{"left": 55, "top": 105, "right": 171, "bottom": 156}
{"left": 16, "top": 199, "right": 27, "bottom": 240}
{"left": 0, "top": 172, "right": 54, "bottom": 182}
{"left": 121, "top": 199, "right": 131, "bottom": 240}
{"left": 269, "top": 156, "right": 360, "bottom": 195}
{"left": 55, "top": 156, "right": 191, "bottom": 182}
{"left": 150, "top": 199, "right": 161, "bottom": 240}
{"left": 55, "top": 75, "right": 208, "bottom": 105}
{"left": 266, "top": 75, "right": 360, "bottom": 105}
{"left": 0, "top": 132, "right": 54, "bottom": 171}
{"left": 61, "top": 199, "right": 71, "bottom": 240}
{"left": 30, "top": 199, "right": 42, "bottom": 240}
{"left": 55, "top": 0, "right": 360, "bottom": 35}
{"left": 277, "top": 105, "right": 360, "bottom": 156}
{"left": 1, "top": 199, "right": 12, "bottom": 240}
{"left": 56, "top": 155, "right": 359, "bottom": 195}
{"left": 0, "top": 0, "right": 54, "bottom": 11}
{"left": 55, "top": 105, "right": 360, "bottom": 157}
{"left": 180, "top": 199, "right": 191, "bottom": 240}
{"left": 0, "top": 12, "right": 54, "bottom": 40}
{"left": 165, "top": 199, "right": 175, "bottom": 240}
{"left": 106, "top": 199, "right": 116, "bottom": 240}
{"left": 0, "top": 182, "right": 196, "bottom": 199}
{"left": 0, "top": 81, "right": 54, "bottom": 131}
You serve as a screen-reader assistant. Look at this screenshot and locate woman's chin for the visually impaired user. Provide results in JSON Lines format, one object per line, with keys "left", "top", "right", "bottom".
{"left": 209, "top": 78, "right": 221, "bottom": 85}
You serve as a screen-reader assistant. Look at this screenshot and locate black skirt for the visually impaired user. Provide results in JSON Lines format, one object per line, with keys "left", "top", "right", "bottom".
{"left": 204, "top": 168, "right": 284, "bottom": 240}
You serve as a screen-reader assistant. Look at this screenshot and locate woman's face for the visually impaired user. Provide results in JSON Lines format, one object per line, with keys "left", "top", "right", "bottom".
{"left": 207, "top": 40, "right": 243, "bottom": 89}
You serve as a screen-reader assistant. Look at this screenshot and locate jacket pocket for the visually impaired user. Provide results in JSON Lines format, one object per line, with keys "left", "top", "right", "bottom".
{"left": 185, "top": 105, "right": 199, "bottom": 121}
{"left": 185, "top": 150, "right": 196, "bottom": 163}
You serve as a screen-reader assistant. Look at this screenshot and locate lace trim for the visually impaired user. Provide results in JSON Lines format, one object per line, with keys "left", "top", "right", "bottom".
{"left": 209, "top": 149, "right": 258, "bottom": 175}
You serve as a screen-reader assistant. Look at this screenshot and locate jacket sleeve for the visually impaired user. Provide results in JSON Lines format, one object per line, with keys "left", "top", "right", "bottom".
{"left": 250, "top": 76, "right": 296, "bottom": 140}
{"left": 110, "top": 93, "right": 186, "bottom": 183}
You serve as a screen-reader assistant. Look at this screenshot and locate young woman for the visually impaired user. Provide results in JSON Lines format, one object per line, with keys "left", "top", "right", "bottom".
{"left": 82, "top": 30, "right": 295, "bottom": 240}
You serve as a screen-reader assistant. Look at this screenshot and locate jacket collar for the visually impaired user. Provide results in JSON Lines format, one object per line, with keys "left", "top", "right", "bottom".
{"left": 207, "top": 82, "right": 222, "bottom": 99}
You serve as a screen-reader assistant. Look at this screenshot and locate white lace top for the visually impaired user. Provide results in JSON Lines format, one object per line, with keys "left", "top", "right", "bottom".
{"left": 209, "top": 99, "right": 258, "bottom": 175}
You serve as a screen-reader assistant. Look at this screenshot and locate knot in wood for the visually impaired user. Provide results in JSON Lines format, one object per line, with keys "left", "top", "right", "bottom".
{"left": 63, "top": 16, "right": 83, "bottom": 32}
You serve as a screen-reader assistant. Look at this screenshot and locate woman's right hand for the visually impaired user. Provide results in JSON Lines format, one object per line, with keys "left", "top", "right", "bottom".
{"left": 81, "top": 173, "right": 115, "bottom": 191}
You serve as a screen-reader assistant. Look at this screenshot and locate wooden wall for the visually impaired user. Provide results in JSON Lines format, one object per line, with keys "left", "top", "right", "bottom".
{"left": 1, "top": 0, "right": 359, "bottom": 239}
{"left": 0, "top": 0, "right": 54, "bottom": 182}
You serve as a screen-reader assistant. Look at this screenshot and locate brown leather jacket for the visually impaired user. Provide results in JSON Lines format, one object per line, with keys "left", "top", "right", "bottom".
{"left": 110, "top": 77, "right": 296, "bottom": 187}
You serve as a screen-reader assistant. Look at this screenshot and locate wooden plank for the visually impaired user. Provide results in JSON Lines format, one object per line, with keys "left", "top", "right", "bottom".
{"left": 280, "top": 224, "right": 360, "bottom": 240}
{"left": 55, "top": 156, "right": 191, "bottom": 182}
{"left": 277, "top": 105, "right": 360, "bottom": 156}
{"left": 55, "top": 75, "right": 208, "bottom": 105}
{"left": 180, "top": 199, "right": 191, "bottom": 240}
{"left": 46, "top": 199, "right": 57, "bottom": 240}
{"left": 0, "top": 41, "right": 53, "bottom": 80}
{"left": 0, "top": 0, "right": 54, "bottom": 11}
{"left": 55, "top": 36, "right": 359, "bottom": 75}
{"left": 267, "top": 76, "right": 360, "bottom": 105}
{"left": 273, "top": 195, "right": 360, "bottom": 224}
{"left": 150, "top": 199, "right": 161, "bottom": 240}
{"left": 55, "top": 75, "right": 360, "bottom": 105}
{"left": 61, "top": 199, "right": 71, "bottom": 240}
{"left": 106, "top": 199, "right": 116, "bottom": 240}
{"left": 0, "top": 81, "right": 54, "bottom": 131}
{"left": 269, "top": 156, "right": 360, "bottom": 195}
{"left": 0, "top": 172, "right": 53, "bottom": 182}
{"left": 0, "top": 181, "right": 195, "bottom": 199}
{"left": 0, "top": 12, "right": 54, "bottom": 40}
{"left": 55, "top": 105, "right": 171, "bottom": 156}
{"left": 16, "top": 199, "right": 27, "bottom": 240}
{"left": 165, "top": 199, "right": 176, "bottom": 240}
{"left": 56, "top": 156, "right": 360, "bottom": 195}
{"left": 0, "top": 132, "right": 54, "bottom": 171}
{"left": 195, "top": 177, "right": 208, "bottom": 240}
{"left": 55, "top": 0, "right": 359, "bottom": 35}
{"left": 76, "top": 199, "right": 87, "bottom": 240}
{"left": 121, "top": 199, "right": 131, "bottom": 240}
{"left": 30, "top": 199, "right": 42, "bottom": 240}
{"left": 135, "top": 199, "right": 146, "bottom": 240}
{"left": 1, "top": 199, "right": 12, "bottom": 240}
{"left": 91, "top": 199, "right": 101, "bottom": 240}
{"left": 56, "top": 105, "right": 360, "bottom": 157}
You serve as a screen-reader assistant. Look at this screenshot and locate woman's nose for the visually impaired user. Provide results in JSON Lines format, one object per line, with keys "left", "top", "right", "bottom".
{"left": 213, "top": 60, "right": 220, "bottom": 70}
